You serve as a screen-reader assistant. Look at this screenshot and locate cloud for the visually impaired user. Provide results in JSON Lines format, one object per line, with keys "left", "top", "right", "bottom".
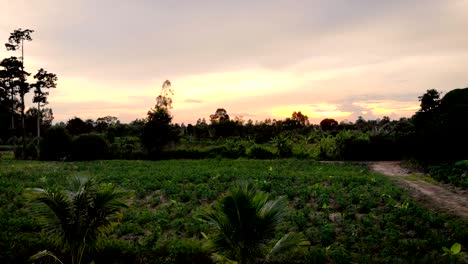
{"left": 2, "top": 0, "right": 468, "bottom": 124}
{"left": 184, "top": 99, "right": 203, "bottom": 103}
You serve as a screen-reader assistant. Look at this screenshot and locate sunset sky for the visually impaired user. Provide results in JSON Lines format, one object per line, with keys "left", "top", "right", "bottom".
{"left": 1, "top": 0, "right": 467, "bottom": 124}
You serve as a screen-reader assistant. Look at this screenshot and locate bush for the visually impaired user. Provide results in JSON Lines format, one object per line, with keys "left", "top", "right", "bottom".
{"left": 111, "top": 136, "right": 144, "bottom": 159}
{"left": 39, "top": 126, "right": 72, "bottom": 160}
{"left": 14, "top": 138, "right": 40, "bottom": 160}
{"left": 220, "top": 138, "right": 246, "bottom": 158}
{"left": 272, "top": 135, "right": 293, "bottom": 158}
{"left": 318, "top": 136, "right": 338, "bottom": 160}
{"left": 428, "top": 160, "right": 468, "bottom": 188}
{"left": 247, "top": 146, "right": 275, "bottom": 159}
{"left": 70, "top": 134, "right": 110, "bottom": 161}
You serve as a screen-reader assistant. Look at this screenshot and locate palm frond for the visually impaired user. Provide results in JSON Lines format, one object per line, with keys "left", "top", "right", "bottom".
{"left": 265, "top": 233, "right": 310, "bottom": 263}
{"left": 29, "top": 250, "right": 64, "bottom": 264}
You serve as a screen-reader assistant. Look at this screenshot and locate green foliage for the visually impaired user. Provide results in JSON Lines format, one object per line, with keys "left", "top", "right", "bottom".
{"left": 14, "top": 137, "right": 39, "bottom": 160}
{"left": 428, "top": 160, "right": 468, "bottom": 188}
{"left": 111, "top": 136, "right": 144, "bottom": 159}
{"left": 203, "top": 183, "right": 308, "bottom": 263}
{"left": 0, "top": 160, "right": 467, "bottom": 263}
{"left": 142, "top": 107, "right": 179, "bottom": 156}
{"left": 247, "top": 145, "right": 275, "bottom": 159}
{"left": 221, "top": 138, "right": 246, "bottom": 158}
{"left": 272, "top": 134, "right": 293, "bottom": 158}
{"left": 318, "top": 136, "right": 338, "bottom": 160}
{"left": 26, "top": 176, "right": 129, "bottom": 264}
{"left": 70, "top": 134, "right": 110, "bottom": 161}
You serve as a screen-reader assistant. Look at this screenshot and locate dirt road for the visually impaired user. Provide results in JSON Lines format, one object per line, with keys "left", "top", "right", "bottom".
{"left": 370, "top": 161, "right": 468, "bottom": 219}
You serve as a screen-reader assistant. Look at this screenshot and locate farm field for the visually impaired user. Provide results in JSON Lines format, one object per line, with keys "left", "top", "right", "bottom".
{"left": 0, "top": 159, "right": 467, "bottom": 263}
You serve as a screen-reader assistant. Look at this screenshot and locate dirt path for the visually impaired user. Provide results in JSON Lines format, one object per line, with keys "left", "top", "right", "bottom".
{"left": 370, "top": 161, "right": 468, "bottom": 219}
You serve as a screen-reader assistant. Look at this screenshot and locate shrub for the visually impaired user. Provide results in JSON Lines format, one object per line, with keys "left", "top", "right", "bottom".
{"left": 335, "top": 130, "right": 370, "bottom": 160}
{"left": 318, "top": 136, "right": 338, "bottom": 160}
{"left": 272, "top": 135, "right": 293, "bottom": 158}
{"left": 247, "top": 145, "right": 275, "bottom": 159}
{"left": 70, "top": 134, "right": 110, "bottom": 161}
{"left": 111, "top": 136, "right": 144, "bottom": 159}
{"left": 39, "top": 127, "right": 72, "bottom": 160}
{"left": 220, "top": 138, "right": 246, "bottom": 158}
{"left": 428, "top": 160, "right": 468, "bottom": 188}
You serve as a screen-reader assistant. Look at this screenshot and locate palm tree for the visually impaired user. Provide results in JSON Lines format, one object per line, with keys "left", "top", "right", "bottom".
{"left": 28, "top": 176, "right": 129, "bottom": 264}
{"left": 203, "top": 183, "right": 308, "bottom": 264}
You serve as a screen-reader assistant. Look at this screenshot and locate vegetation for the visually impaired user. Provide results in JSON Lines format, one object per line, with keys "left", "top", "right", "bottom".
{"left": 203, "top": 183, "right": 308, "bottom": 263}
{"left": 27, "top": 177, "right": 129, "bottom": 264}
{"left": 0, "top": 159, "right": 466, "bottom": 263}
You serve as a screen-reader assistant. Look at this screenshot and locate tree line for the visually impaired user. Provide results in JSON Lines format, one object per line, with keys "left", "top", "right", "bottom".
{"left": 0, "top": 28, "right": 58, "bottom": 158}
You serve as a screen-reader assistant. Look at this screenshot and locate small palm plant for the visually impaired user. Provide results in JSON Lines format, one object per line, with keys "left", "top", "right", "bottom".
{"left": 203, "top": 183, "right": 308, "bottom": 264}
{"left": 27, "top": 176, "right": 129, "bottom": 264}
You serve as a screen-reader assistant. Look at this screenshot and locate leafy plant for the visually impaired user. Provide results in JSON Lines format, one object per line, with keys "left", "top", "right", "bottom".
{"left": 272, "top": 134, "right": 293, "bottom": 158}
{"left": 442, "top": 243, "right": 461, "bottom": 256}
{"left": 203, "top": 183, "right": 308, "bottom": 263}
{"left": 27, "top": 176, "right": 129, "bottom": 264}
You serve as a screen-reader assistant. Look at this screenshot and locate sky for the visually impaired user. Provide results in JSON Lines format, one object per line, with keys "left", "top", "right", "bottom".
{"left": 1, "top": 0, "right": 467, "bottom": 125}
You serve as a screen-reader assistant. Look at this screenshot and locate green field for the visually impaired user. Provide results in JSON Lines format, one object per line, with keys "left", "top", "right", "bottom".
{"left": 0, "top": 159, "right": 466, "bottom": 263}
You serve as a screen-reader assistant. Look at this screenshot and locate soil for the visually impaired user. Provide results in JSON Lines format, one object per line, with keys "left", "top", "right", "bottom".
{"left": 369, "top": 161, "right": 468, "bottom": 220}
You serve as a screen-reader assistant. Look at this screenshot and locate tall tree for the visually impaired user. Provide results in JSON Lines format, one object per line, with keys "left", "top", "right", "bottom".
{"left": 0, "top": 57, "right": 24, "bottom": 131}
{"left": 142, "top": 80, "right": 179, "bottom": 155}
{"left": 5, "top": 28, "right": 34, "bottom": 155}
{"left": 156, "top": 79, "right": 173, "bottom": 110}
{"left": 32, "top": 68, "right": 57, "bottom": 137}
{"left": 5, "top": 28, "right": 34, "bottom": 68}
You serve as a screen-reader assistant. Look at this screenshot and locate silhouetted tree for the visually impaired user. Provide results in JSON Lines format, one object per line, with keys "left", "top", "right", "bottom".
{"left": 66, "top": 117, "right": 93, "bottom": 135}
{"left": 0, "top": 57, "right": 24, "bottom": 132}
{"left": 31, "top": 68, "right": 57, "bottom": 137}
{"left": 291, "top": 111, "right": 310, "bottom": 126}
{"left": 418, "top": 89, "right": 441, "bottom": 113}
{"left": 142, "top": 80, "right": 179, "bottom": 156}
{"left": 210, "top": 108, "right": 230, "bottom": 123}
{"left": 5, "top": 29, "right": 34, "bottom": 155}
{"left": 320, "top": 118, "right": 338, "bottom": 131}
{"left": 25, "top": 107, "right": 53, "bottom": 135}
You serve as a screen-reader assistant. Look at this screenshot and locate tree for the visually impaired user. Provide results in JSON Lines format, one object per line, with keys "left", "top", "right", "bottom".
{"left": 203, "top": 183, "right": 308, "bottom": 264}
{"left": 66, "top": 117, "right": 93, "bottom": 135}
{"left": 142, "top": 80, "right": 179, "bottom": 155}
{"left": 5, "top": 29, "right": 34, "bottom": 155}
{"left": 210, "top": 108, "right": 230, "bottom": 123}
{"left": 27, "top": 177, "right": 129, "bottom": 264}
{"left": 291, "top": 111, "right": 310, "bottom": 126}
{"left": 25, "top": 107, "right": 54, "bottom": 135}
{"left": 418, "top": 89, "right": 441, "bottom": 113}
{"left": 5, "top": 28, "right": 34, "bottom": 67}
{"left": 95, "top": 116, "right": 120, "bottom": 132}
{"left": 32, "top": 68, "right": 57, "bottom": 137}
{"left": 156, "top": 80, "right": 173, "bottom": 109}
{"left": 0, "top": 56, "right": 24, "bottom": 132}
{"left": 320, "top": 118, "right": 338, "bottom": 131}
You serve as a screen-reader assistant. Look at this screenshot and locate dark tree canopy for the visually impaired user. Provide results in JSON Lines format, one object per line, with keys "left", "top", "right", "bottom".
{"left": 210, "top": 108, "right": 230, "bottom": 123}
{"left": 320, "top": 118, "right": 338, "bottom": 131}
{"left": 418, "top": 89, "right": 441, "bottom": 113}
{"left": 5, "top": 28, "right": 34, "bottom": 52}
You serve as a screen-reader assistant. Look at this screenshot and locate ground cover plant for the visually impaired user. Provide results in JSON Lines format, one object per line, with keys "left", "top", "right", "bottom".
{"left": 0, "top": 159, "right": 466, "bottom": 263}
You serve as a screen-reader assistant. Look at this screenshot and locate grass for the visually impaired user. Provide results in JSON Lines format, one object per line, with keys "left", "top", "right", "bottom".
{"left": 0, "top": 159, "right": 466, "bottom": 263}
